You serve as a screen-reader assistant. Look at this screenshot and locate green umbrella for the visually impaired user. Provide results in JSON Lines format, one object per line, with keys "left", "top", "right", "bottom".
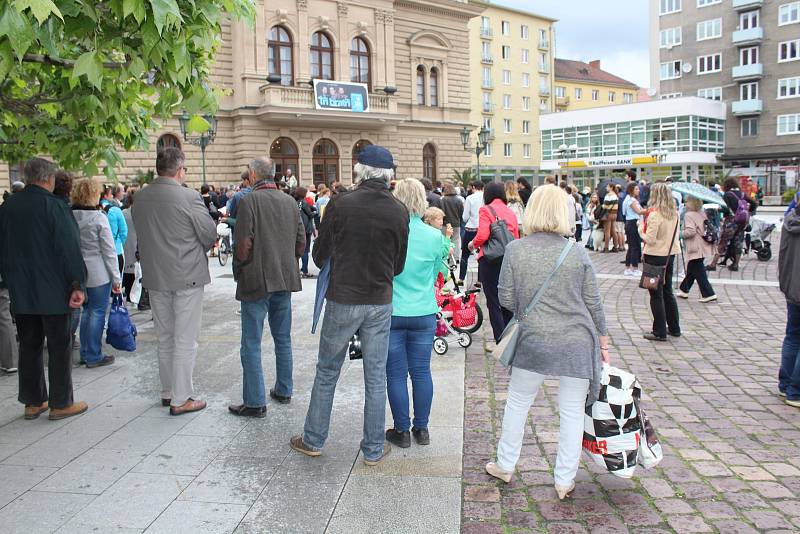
{"left": 670, "top": 182, "right": 725, "bottom": 207}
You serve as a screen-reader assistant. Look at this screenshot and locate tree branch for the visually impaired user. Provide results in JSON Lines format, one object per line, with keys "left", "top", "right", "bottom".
{"left": 22, "top": 54, "right": 130, "bottom": 69}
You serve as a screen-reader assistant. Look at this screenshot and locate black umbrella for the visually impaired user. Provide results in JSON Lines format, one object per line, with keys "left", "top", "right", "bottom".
{"left": 596, "top": 177, "right": 628, "bottom": 196}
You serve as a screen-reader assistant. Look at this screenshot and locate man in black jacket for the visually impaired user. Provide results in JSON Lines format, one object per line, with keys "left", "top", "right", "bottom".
{"left": 291, "top": 145, "right": 409, "bottom": 466}
{"left": 440, "top": 183, "right": 464, "bottom": 256}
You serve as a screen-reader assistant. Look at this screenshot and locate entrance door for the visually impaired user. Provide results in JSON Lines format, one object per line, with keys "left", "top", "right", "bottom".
{"left": 270, "top": 137, "right": 299, "bottom": 178}
{"left": 313, "top": 139, "right": 339, "bottom": 186}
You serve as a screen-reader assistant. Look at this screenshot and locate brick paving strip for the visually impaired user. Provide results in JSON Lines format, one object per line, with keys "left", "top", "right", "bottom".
{"left": 461, "top": 250, "right": 800, "bottom": 534}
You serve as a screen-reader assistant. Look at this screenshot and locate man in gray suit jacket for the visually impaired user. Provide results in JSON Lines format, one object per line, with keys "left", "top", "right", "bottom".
{"left": 132, "top": 148, "right": 217, "bottom": 416}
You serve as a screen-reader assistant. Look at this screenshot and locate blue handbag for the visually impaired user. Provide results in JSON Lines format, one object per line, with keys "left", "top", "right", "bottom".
{"left": 106, "top": 293, "right": 137, "bottom": 352}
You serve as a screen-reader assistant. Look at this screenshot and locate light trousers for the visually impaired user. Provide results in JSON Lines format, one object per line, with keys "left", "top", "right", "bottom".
{"left": 496, "top": 367, "right": 589, "bottom": 487}
{"left": 0, "top": 288, "right": 18, "bottom": 369}
{"left": 149, "top": 287, "right": 204, "bottom": 406}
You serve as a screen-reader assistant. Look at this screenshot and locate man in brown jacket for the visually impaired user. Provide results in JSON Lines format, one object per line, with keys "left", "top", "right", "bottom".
{"left": 229, "top": 157, "right": 305, "bottom": 418}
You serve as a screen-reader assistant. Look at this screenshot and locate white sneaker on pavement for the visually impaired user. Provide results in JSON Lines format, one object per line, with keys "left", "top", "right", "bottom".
{"left": 676, "top": 290, "right": 690, "bottom": 299}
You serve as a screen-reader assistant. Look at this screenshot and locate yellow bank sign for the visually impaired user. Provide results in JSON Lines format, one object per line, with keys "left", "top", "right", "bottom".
{"left": 560, "top": 155, "right": 658, "bottom": 168}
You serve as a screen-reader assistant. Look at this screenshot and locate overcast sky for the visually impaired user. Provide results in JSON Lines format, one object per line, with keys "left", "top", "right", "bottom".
{"left": 494, "top": 0, "right": 651, "bottom": 88}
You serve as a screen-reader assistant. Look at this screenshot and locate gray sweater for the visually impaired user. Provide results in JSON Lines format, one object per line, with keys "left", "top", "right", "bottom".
{"left": 779, "top": 208, "right": 800, "bottom": 305}
{"left": 72, "top": 208, "right": 121, "bottom": 289}
{"left": 499, "top": 232, "right": 608, "bottom": 398}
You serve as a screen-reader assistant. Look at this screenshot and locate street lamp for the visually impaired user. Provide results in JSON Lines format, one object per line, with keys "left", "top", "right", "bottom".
{"left": 650, "top": 149, "right": 669, "bottom": 164}
{"left": 178, "top": 111, "right": 218, "bottom": 186}
{"left": 556, "top": 143, "right": 578, "bottom": 183}
{"left": 461, "top": 126, "right": 490, "bottom": 181}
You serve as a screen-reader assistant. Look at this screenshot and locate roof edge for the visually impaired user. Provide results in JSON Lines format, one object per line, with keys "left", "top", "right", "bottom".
{"left": 470, "top": 0, "right": 558, "bottom": 22}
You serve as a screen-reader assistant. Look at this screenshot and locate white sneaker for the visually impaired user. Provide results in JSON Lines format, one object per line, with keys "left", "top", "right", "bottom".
{"left": 676, "top": 290, "right": 690, "bottom": 299}
{"left": 0, "top": 367, "right": 17, "bottom": 374}
{"left": 623, "top": 269, "right": 634, "bottom": 277}
{"left": 699, "top": 294, "right": 717, "bottom": 303}
{"left": 632, "top": 269, "right": 642, "bottom": 277}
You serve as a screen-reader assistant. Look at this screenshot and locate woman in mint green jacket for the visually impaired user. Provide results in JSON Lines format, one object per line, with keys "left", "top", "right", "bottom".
{"left": 385, "top": 179, "right": 449, "bottom": 449}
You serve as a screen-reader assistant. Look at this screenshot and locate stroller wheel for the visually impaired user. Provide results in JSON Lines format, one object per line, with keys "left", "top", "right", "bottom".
{"left": 457, "top": 332, "right": 472, "bottom": 348}
{"left": 452, "top": 306, "right": 484, "bottom": 334}
{"left": 433, "top": 337, "right": 448, "bottom": 355}
{"left": 757, "top": 248, "right": 772, "bottom": 261}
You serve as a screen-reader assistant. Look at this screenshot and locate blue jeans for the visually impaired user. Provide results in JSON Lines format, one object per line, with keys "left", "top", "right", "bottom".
{"left": 303, "top": 300, "right": 392, "bottom": 461}
{"left": 387, "top": 314, "right": 436, "bottom": 432}
{"left": 240, "top": 292, "right": 293, "bottom": 407}
{"left": 301, "top": 233, "right": 312, "bottom": 274}
{"left": 79, "top": 283, "right": 111, "bottom": 365}
{"left": 780, "top": 302, "right": 800, "bottom": 400}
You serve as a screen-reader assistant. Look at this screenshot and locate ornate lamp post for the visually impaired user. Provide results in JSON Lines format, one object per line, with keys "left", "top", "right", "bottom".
{"left": 461, "top": 126, "right": 491, "bottom": 181}
{"left": 650, "top": 148, "right": 669, "bottom": 180}
{"left": 556, "top": 143, "right": 578, "bottom": 183}
{"left": 178, "top": 112, "right": 218, "bottom": 186}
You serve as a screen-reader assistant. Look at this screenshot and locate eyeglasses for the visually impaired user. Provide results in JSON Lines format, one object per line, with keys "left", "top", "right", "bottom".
{"left": 181, "top": 166, "right": 188, "bottom": 172}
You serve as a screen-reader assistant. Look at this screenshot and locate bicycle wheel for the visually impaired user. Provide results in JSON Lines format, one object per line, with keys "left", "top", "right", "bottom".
{"left": 452, "top": 305, "right": 483, "bottom": 334}
{"left": 218, "top": 237, "right": 230, "bottom": 266}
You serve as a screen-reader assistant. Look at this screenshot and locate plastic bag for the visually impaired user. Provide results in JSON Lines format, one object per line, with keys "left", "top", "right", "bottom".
{"left": 129, "top": 262, "right": 142, "bottom": 305}
{"left": 634, "top": 396, "right": 663, "bottom": 469}
{"left": 106, "top": 294, "right": 137, "bottom": 352}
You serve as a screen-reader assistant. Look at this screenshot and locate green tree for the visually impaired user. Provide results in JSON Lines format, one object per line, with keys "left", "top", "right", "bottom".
{"left": 0, "top": 0, "right": 254, "bottom": 178}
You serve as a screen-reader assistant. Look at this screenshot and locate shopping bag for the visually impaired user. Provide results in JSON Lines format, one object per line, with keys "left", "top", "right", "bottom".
{"left": 583, "top": 366, "right": 641, "bottom": 478}
{"left": 129, "top": 262, "right": 142, "bottom": 305}
{"left": 634, "top": 395, "right": 663, "bottom": 469}
{"left": 106, "top": 294, "right": 137, "bottom": 352}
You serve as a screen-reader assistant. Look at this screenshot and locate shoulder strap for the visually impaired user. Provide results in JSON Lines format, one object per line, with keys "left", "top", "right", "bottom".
{"left": 486, "top": 204, "right": 500, "bottom": 221}
{"left": 521, "top": 240, "right": 573, "bottom": 319}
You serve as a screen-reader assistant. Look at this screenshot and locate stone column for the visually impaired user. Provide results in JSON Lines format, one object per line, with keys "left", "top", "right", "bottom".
{"left": 374, "top": 11, "right": 387, "bottom": 89}
{"left": 296, "top": 0, "right": 311, "bottom": 84}
{"left": 337, "top": 2, "right": 349, "bottom": 83}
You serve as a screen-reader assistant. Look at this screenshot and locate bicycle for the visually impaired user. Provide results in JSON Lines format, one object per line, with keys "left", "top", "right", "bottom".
{"left": 216, "top": 222, "right": 232, "bottom": 266}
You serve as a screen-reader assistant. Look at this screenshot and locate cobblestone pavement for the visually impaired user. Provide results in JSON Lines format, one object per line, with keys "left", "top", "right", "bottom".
{"left": 461, "top": 246, "right": 799, "bottom": 534}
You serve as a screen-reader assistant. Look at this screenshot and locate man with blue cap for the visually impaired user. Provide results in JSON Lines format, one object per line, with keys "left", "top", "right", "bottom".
{"left": 290, "top": 145, "right": 409, "bottom": 466}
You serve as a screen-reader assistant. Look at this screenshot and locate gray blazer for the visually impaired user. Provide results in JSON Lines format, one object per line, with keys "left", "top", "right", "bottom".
{"left": 499, "top": 232, "right": 608, "bottom": 398}
{"left": 131, "top": 177, "right": 217, "bottom": 292}
{"left": 72, "top": 208, "right": 121, "bottom": 289}
{"left": 122, "top": 208, "right": 137, "bottom": 274}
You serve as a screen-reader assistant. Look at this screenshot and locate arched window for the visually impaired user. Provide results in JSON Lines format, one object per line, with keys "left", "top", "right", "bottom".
{"left": 268, "top": 26, "right": 293, "bottom": 86}
{"left": 313, "top": 139, "right": 339, "bottom": 185}
{"left": 350, "top": 37, "right": 370, "bottom": 89}
{"left": 351, "top": 139, "right": 373, "bottom": 179}
{"left": 423, "top": 143, "right": 437, "bottom": 181}
{"left": 429, "top": 68, "right": 439, "bottom": 107}
{"left": 156, "top": 133, "right": 181, "bottom": 152}
{"left": 310, "top": 32, "right": 334, "bottom": 80}
{"left": 270, "top": 137, "right": 299, "bottom": 178}
{"left": 416, "top": 66, "right": 425, "bottom": 105}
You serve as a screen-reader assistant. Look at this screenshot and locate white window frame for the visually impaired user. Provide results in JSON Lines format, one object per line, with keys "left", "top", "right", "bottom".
{"left": 609, "top": 91, "right": 616, "bottom": 103}
{"left": 779, "top": 2, "right": 800, "bottom": 26}
{"left": 697, "top": 0, "right": 721, "bottom": 7}
{"left": 575, "top": 87, "right": 582, "bottom": 100}
{"left": 522, "top": 96, "right": 531, "bottom": 111}
{"left": 623, "top": 92, "right": 633, "bottom": 104}
{"left": 660, "top": 0, "right": 681, "bottom": 15}
{"left": 660, "top": 60, "right": 682, "bottom": 80}
{"left": 740, "top": 46, "right": 759, "bottom": 66}
{"left": 697, "top": 54, "right": 721, "bottom": 74}
{"left": 501, "top": 21, "right": 510, "bottom": 35}
{"left": 555, "top": 86, "right": 566, "bottom": 98}
{"left": 659, "top": 27, "right": 682, "bottom": 48}
{"left": 779, "top": 39, "right": 800, "bottom": 62}
{"left": 697, "top": 86, "right": 722, "bottom": 100}
{"left": 777, "top": 113, "right": 800, "bottom": 135}
{"left": 501, "top": 46, "right": 511, "bottom": 60}
{"left": 741, "top": 117, "right": 758, "bottom": 137}
{"left": 740, "top": 81, "right": 759, "bottom": 101}
{"left": 482, "top": 67, "right": 491, "bottom": 87}
{"left": 521, "top": 25, "right": 529, "bottom": 40}
{"left": 503, "top": 94, "right": 512, "bottom": 109}
{"left": 503, "top": 118, "right": 512, "bottom": 134}
{"left": 503, "top": 143, "right": 512, "bottom": 158}
{"left": 484, "top": 143, "right": 493, "bottom": 157}
{"left": 523, "top": 144, "right": 531, "bottom": 159}
{"left": 522, "top": 120, "right": 530, "bottom": 134}
{"left": 502, "top": 69, "right": 511, "bottom": 85}
{"left": 778, "top": 77, "right": 800, "bottom": 99}
{"left": 661, "top": 92, "right": 683, "bottom": 99}
{"left": 696, "top": 18, "right": 722, "bottom": 41}
{"left": 521, "top": 49, "right": 529, "bottom": 64}
{"left": 740, "top": 10, "right": 759, "bottom": 30}
{"left": 521, "top": 73, "right": 530, "bottom": 88}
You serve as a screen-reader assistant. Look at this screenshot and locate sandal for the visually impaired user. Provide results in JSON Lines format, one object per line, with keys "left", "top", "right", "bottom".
{"left": 169, "top": 398, "right": 207, "bottom": 416}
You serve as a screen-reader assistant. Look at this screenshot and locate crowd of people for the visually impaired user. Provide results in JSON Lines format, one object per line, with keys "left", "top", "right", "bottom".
{"left": 0, "top": 147, "right": 797, "bottom": 501}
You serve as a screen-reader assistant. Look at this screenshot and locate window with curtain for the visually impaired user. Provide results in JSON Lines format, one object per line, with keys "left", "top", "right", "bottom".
{"left": 268, "top": 26, "right": 293, "bottom": 86}
{"left": 350, "top": 37, "right": 370, "bottom": 88}
{"left": 416, "top": 66, "right": 425, "bottom": 105}
{"left": 429, "top": 68, "right": 439, "bottom": 106}
{"left": 423, "top": 143, "right": 437, "bottom": 180}
{"left": 310, "top": 32, "right": 334, "bottom": 80}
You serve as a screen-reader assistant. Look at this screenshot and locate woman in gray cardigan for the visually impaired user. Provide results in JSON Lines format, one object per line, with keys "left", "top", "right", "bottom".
{"left": 485, "top": 184, "right": 610, "bottom": 500}
{"left": 71, "top": 178, "right": 122, "bottom": 368}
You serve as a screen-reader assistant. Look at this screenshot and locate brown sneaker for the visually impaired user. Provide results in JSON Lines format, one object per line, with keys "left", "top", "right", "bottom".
{"left": 24, "top": 402, "right": 49, "bottom": 420}
{"left": 48, "top": 401, "right": 88, "bottom": 420}
{"left": 289, "top": 435, "right": 321, "bottom": 457}
{"left": 169, "top": 398, "right": 207, "bottom": 416}
{"left": 363, "top": 442, "right": 392, "bottom": 466}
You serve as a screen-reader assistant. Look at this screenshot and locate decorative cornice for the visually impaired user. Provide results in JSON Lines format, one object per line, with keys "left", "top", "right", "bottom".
{"left": 337, "top": 1, "right": 348, "bottom": 16}
{"left": 375, "top": 9, "right": 394, "bottom": 24}
{"left": 394, "top": 0, "right": 482, "bottom": 21}
{"left": 296, "top": 0, "right": 307, "bottom": 11}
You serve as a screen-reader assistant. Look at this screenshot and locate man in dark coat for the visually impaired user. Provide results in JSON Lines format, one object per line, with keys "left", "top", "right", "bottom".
{"left": 0, "top": 158, "right": 88, "bottom": 421}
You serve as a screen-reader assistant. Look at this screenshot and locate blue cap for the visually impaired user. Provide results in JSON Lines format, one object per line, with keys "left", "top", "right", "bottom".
{"left": 357, "top": 145, "right": 394, "bottom": 170}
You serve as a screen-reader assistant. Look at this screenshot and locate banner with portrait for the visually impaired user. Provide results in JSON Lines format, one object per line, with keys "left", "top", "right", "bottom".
{"left": 313, "top": 80, "right": 370, "bottom": 113}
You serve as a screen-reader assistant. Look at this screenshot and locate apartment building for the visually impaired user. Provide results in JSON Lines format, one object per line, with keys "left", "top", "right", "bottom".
{"left": 468, "top": 1, "right": 556, "bottom": 182}
{"left": 649, "top": 0, "right": 800, "bottom": 198}
{"left": 554, "top": 59, "right": 639, "bottom": 112}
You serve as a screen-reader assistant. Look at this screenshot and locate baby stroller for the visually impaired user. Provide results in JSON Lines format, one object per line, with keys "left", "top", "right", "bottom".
{"left": 432, "top": 259, "right": 482, "bottom": 355}
{"left": 744, "top": 217, "right": 776, "bottom": 261}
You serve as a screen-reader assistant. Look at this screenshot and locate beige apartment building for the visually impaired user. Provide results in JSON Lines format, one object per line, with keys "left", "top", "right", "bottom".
{"left": 649, "top": 0, "right": 800, "bottom": 198}
{"left": 2, "top": 0, "right": 483, "bottom": 189}
{"left": 554, "top": 59, "right": 639, "bottom": 112}
{"left": 468, "top": 1, "right": 556, "bottom": 182}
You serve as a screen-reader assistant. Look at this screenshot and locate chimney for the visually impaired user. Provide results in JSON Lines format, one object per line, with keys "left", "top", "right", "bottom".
{"left": 589, "top": 60, "right": 601, "bottom": 69}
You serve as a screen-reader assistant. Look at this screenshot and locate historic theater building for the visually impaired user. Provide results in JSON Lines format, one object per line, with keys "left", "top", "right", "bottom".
{"left": 2, "top": 0, "right": 483, "bottom": 188}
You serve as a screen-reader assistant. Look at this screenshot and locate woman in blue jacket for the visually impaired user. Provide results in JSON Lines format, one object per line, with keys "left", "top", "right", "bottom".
{"left": 100, "top": 185, "right": 129, "bottom": 275}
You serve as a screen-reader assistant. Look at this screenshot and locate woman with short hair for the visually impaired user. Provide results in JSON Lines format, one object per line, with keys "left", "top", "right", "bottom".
{"left": 384, "top": 179, "right": 449, "bottom": 448}
{"left": 72, "top": 178, "right": 123, "bottom": 368}
{"left": 485, "top": 184, "right": 610, "bottom": 500}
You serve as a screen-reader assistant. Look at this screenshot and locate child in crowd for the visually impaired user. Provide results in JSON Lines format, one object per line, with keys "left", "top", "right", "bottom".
{"left": 423, "top": 207, "right": 455, "bottom": 276}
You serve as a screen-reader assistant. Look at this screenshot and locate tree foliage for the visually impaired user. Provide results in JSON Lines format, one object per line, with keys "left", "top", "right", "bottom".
{"left": 0, "top": 0, "right": 254, "bottom": 178}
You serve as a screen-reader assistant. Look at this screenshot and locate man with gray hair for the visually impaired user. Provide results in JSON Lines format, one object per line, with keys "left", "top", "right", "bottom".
{"left": 132, "top": 147, "right": 217, "bottom": 416}
{"left": 228, "top": 157, "right": 305, "bottom": 418}
{"left": 290, "top": 145, "right": 409, "bottom": 466}
{"left": 0, "top": 158, "right": 88, "bottom": 420}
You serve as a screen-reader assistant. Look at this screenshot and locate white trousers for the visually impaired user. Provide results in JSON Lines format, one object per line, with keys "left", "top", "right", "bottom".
{"left": 496, "top": 367, "right": 589, "bottom": 486}
{"left": 149, "top": 287, "right": 204, "bottom": 406}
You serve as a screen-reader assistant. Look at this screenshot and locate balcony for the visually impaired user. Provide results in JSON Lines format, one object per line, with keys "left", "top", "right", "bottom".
{"left": 731, "top": 99, "right": 763, "bottom": 115}
{"left": 485, "top": 128, "right": 496, "bottom": 140}
{"left": 540, "top": 87, "right": 551, "bottom": 96}
{"left": 482, "top": 102, "right": 494, "bottom": 113}
{"left": 481, "top": 55, "right": 493, "bottom": 65}
{"left": 482, "top": 79, "right": 493, "bottom": 89}
{"left": 538, "top": 40, "right": 549, "bottom": 50}
{"left": 538, "top": 64, "right": 550, "bottom": 74}
{"left": 732, "top": 62, "right": 763, "bottom": 80}
{"left": 732, "top": 26, "right": 763, "bottom": 45}
{"left": 732, "top": 0, "right": 762, "bottom": 10}
{"left": 480, "top": 27, "right": 493, "bottom": 39}
{"left": 555, "top": 96, "right": 570, "bottom": 108}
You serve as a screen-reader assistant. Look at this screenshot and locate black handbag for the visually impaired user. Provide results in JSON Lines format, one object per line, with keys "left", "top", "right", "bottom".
{"left": 482, "top": 205, "right": 515, "bottom": 264}
{"left": 639, "top": 218, "right": 679, "bottom": 290}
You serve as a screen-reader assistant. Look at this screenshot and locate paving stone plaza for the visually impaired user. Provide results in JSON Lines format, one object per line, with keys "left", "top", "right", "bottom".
{"left": 0, "top": 241, "right": 797, "bottom": 533}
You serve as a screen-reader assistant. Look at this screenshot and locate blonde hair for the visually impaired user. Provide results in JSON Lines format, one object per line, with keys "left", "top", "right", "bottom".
{"left": 423, "top": 206, "right": 445, "bottom": 226}
{"left": 71, "top": 178, "right": 102, "bottom": 207}
{"left": 523, "top": 184, "right": 572, "bottom": 236}
{"left": 650, "top": 183, "right": 678, "bottom": 220}
{"left": 393, "top": 178, "right": 427, "bottom": 217}
{"left": 504, "top": 181, "right": 521, "bottom": 203}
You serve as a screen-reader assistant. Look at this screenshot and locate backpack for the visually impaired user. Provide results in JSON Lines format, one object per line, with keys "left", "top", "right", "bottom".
{"left": 482, "top": 205, "right": 515, "bottom": 264}
{"left": 701, "top": 219, "right": 718, "bottom": 244}
{"left": 733, "top": 192, "right": 750, "bottom": 226}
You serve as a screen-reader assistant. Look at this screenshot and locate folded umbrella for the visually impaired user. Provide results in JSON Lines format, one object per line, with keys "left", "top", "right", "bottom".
{"left": 311, "top": 259, "right": 330, "bottom": 334}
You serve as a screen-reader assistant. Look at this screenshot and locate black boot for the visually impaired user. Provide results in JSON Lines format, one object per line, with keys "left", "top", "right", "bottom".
{"left": 385, "top": 429, "right": 411, "bottom": 448}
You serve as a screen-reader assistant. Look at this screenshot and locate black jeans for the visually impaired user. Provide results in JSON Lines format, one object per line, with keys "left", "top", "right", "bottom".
{"left": 16, "top": 314, "right": 74, "bottom": 408}
{"left": 643, "top": 254, "right": 680, "bottom": 338}
{"left": 122, "top": 273, "right": 136, "bottom": 302}
{"left": 625, "top": 220, "right": 642, "bottom": 268}
{"left": 478, "top": 258, "right": 513, "bottom": 343}
{"left": 459, "top": 229, "right": 478, "bottom": 281}
{"left": 117, "top": 254, "right": 124, "bottom": 276}
{"left": 679, "top": 258, "right": 715, "bottom": 298}
{"left": 574, "top": 225, "right": 583, "bottom": 242}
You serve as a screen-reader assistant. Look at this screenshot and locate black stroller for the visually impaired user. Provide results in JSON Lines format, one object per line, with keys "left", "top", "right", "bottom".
{"left": 744, "top": 217, "right": 776, "bottom": 261}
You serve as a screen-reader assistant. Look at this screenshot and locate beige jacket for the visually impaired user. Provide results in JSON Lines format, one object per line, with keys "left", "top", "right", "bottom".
{"left": 682, "top": 210, "right": 714, "bottom": 261}
{"left": 639, "top": 209, "right": 680, "bottom": 257}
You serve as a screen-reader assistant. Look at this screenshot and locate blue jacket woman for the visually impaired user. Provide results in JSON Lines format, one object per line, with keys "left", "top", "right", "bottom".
{"left": 101, "top": 187, "right": 128, "bottom": 273}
